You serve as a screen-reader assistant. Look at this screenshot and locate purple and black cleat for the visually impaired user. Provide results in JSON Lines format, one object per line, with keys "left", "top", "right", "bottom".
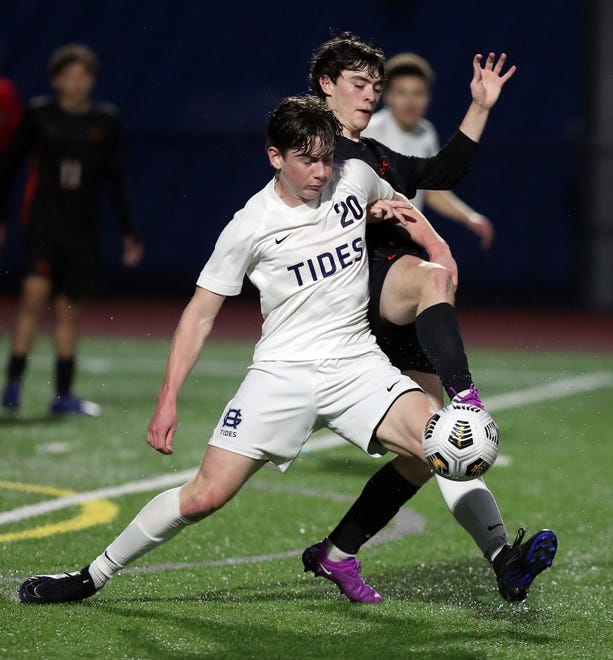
{"left": 494, "top": 528, "right": 558, "bottom": 602}
{"left": 2, "top": 380, "right": 21, "bottom": 410}
{"left": 50, "top": 393, "right": 101, "bottom": 417}
{"left": 302, "top": 540, "right": 382, "bottom": 603}
{"left": 450, "top": 383, "right": 484, "bottom": 410}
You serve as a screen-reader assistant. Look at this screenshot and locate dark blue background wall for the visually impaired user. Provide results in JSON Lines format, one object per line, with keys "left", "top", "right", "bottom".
{"left": 0, "top": 0, "right": 584, "bottom": 305}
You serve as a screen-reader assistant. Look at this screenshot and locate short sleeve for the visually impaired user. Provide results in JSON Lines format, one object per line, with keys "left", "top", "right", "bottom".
{"left": 196, "top": 212, "right": 255, "bottom": 296}
{"left": 346, "top": 159, "right": 395, "bottom": 202}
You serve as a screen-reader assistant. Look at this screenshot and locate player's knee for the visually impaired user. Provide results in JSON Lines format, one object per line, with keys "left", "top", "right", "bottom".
{"left": 181, "top": 483, "right": 230, "bottom": 519}
{"left": 20, "top": 284, "right": 49, "bottom": 312}
{"left": 19, "top": 295, "right": 46, "bottom": 316}
{"left": 426, "top": 262, "right": 454, "bottom": 291}
{"left": 423, "top": 263, "right": 454, "bottom": 298}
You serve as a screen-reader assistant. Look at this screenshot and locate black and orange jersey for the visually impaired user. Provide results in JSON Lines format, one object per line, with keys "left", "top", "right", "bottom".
{"left": 334, "top": 130, "right": 477, "bottom": 259}
{"left": 0, "top": 95, "right": 134, "bottom": 242}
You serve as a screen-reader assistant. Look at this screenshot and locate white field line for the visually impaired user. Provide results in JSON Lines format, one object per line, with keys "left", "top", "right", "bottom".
{"left": 484, "top": 371, "right": 613, "bottom": 412}
{"left": 1, "top": 371, "right": 611, "bottom": 528}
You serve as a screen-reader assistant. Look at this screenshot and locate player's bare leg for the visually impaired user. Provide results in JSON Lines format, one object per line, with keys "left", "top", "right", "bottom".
{"left": 374, "top": 389, "right": 434, "bottom": 459}
{"left": 2, "top": 275, "right": 50, "bottom": 409}
{"left": 54, "top": 294, "right": 81, "bottom": 360}
{"left": 49, "top": 294, "right": 101, "bottom": 416}
{"left": 11, "top": 275, "right": 51, "bottom": 354}
{"left": 379, "top": 254, "right": 454, "bottom": 325}
{"left": 379, "top": 254, "right": 478, "bottom": 402}
{"left": 383, "top": 371, "right": 441, "bottom": 506}
{"left": 19, "top": 446, "right": 265, "bottom": 604}
{"left": 180, "top": 445, "right": 265, "bottom": 520}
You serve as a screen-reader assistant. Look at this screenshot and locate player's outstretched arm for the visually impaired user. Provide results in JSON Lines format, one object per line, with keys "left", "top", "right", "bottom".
{"left": 147, "top": 287, "right": 226, "bottom": 455}
{"left": 459, "top": 52, "right": 516, "bottom": 143}
{"left": 423, "top": 189, "right": 494, "bottom": 249}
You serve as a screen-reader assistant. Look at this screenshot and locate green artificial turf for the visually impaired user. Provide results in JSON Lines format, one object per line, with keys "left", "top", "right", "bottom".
{"left": 0, "top": 336, "right": 611, "bottom": 659}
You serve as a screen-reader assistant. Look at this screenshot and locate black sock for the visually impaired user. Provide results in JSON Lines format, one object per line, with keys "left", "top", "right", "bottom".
{"left": 415, "top": 302, "right": 472, "bottom": 399}
{"left": 328, "top": 461, "right": 420, "bottom": 555}
{"left": 7, "top": 354, "right": 27, "bottom": 383}
{"left": 55, "top": 357, "right": 75, "bottom": 396}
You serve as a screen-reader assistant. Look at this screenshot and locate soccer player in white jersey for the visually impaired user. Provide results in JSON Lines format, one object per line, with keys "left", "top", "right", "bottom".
{"left": 363, "top": 52, "right": 494, "bottom": 248}
{"left": 18, "top": 96, "right": 450, "bottom": 605}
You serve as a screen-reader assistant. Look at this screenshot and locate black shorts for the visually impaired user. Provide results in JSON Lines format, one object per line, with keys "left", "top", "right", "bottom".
{"left": 22, "top": 233, "right": 100, "bottom": 300}
{"left": 368, "top": 246, "right": 436, "bottom": 374}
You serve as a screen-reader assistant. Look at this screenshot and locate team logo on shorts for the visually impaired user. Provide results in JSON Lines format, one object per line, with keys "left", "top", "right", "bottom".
{"left": 223, "top": 408, "right": 242, "bottom": 428}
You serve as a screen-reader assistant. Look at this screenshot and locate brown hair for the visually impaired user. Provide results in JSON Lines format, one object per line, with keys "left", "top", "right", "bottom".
{"left": 310, "top": 32, "right": 385, "bottom": 100}
{"left": 48, "top": 44, "right": 98, "bottom": 77}
{"left": 384, "top": 52, "right": 435, "bottom": 90}
{"left": 267, "top": 95, "right": 341, "bottom": 159}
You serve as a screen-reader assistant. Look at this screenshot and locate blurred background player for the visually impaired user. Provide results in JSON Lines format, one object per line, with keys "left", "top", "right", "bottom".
{"left": 0, "top": 67, "right": 21, "bottom": 155}
{"left": 0, "top": 58, "right": 21, "bottom": 247}
{"left": 363, "top": 52, "right": 494, "bottom": 249}
{"left": 0, "top": 44, "right": 143, "bottom": 416}
{"left": 303, "top": 33, "right": 556, "bottom": 604}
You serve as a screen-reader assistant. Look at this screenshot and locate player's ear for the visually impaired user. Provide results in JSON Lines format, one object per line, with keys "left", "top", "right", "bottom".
{"left": 319, "top": 74, "right": 334, "bottom": 97}
{"left": 267, "top": 146, "right": 284, "bottom": 171}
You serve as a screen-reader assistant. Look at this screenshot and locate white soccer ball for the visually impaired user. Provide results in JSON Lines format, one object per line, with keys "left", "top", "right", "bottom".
{"left": 422, "top": 403, "right": 499, "bottom": 481}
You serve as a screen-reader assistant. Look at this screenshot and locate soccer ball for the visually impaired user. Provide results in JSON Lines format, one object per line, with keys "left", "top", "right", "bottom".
{"left": 422, "top": 403, "right": 499, "bottom": 481}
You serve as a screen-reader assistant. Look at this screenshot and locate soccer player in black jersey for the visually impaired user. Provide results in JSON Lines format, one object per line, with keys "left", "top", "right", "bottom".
{"left": 301, "top": 33, "right": 556, "bottom": 603}
{"left": 0, "top": 44, "right": 142, "bottom": 416}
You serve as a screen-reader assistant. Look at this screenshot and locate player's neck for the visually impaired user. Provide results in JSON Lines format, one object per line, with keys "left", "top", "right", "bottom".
{"left": 342, "top": 126, "right": 361, "bottom": 142}
{"left": 58, "top": 97, "right": 92, "bottom": 114}
{"left": 274, "top": 178, "right": 310, "bottom": 208}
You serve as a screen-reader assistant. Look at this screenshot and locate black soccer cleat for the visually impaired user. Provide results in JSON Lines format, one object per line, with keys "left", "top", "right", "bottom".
{"left": 18, "top": 566, "right": 98, "bottom": 604}
{"left": 493, "top": 528, "right": 557, "bottom": 602}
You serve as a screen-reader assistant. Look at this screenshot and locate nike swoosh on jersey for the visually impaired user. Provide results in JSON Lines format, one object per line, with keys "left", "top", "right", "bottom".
{"left": 386, "top": 380, "right": 400, "bottom": 392}
{"left": 275, "top": 234, "right": 290, "bottom": 244}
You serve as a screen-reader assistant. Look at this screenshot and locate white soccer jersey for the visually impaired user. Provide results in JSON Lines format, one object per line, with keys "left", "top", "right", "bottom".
{"left": 197, "top": 158, "right": 394, "bottom": 362}
{"left": 363, "top": 109, "right": 440, "bottom": 211}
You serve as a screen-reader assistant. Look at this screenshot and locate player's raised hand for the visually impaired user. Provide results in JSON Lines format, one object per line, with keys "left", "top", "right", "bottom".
{"left": 470, "top": 52, "right": 516, "bottom": 110}
{"left": 147, "top": 400, "right": 178, "bottom": 455}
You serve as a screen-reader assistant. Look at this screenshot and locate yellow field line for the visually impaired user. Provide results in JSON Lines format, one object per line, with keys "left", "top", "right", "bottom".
{"left": 0, "top": 480, "right": 118, "bottom": 543}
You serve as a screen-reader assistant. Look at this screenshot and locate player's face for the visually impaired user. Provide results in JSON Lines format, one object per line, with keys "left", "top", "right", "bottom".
{"left": 268, "top": 142, "right": 333, "bottom": 207}
{"left": 384, "top": 75, "right": 430, "bottom": 131}
{"left": 52, "top": 62, "right": 95, "bottom": 110}
{"left": 320, "top": 69, "right": 383, "bottom": 140}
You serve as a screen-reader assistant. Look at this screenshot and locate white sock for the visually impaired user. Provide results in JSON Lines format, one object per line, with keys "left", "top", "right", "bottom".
{"left": 435, "top": 475, "right": 508, "bottom": 560}
{"left": 89, "top": 486, "right": 194, "bottom": 589}
{"left": 324, "top": 538, "right": 354, "bottom": 562}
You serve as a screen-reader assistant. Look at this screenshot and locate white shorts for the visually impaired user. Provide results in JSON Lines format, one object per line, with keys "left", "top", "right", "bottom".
{"left": 208, "top": 351, "right": 422, "bottom": 472}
